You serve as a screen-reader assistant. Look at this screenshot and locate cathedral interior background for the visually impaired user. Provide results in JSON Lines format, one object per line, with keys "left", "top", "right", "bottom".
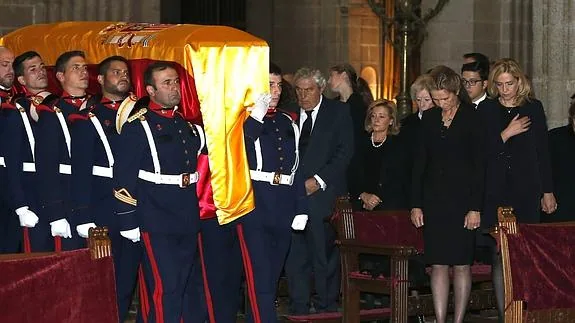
{"left": 0, "top": 0, "right": 574, "bottom": 127}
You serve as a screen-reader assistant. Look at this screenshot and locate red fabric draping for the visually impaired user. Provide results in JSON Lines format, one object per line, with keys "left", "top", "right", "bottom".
{"left": 15, "top": 59, "right": 216, "bottom": 220}
{"left": 350, "top": 211, "right": 424, "bottom": 253}
{"left": 0, "top": 249, "right": 118, "bottom": 323}
{"left": 507, "top": 224, "right": 575, "bottom": 310}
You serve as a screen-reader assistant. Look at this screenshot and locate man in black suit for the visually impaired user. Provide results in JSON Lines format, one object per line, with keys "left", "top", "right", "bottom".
{"left": 285, "top": 67, "right": 354, "bottom": 314}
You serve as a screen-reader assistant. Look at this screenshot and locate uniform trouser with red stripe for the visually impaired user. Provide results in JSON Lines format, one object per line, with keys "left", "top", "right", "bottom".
{"left": 109, "top": 231, "right": 142, "bottom": 322}
{"left": 187, "top": 218, "right": 242, "bottom": 323}
{"left": 22, "top": 220, "right": 53, "bottom": 252}
{"left": 236, "top": 216, "right": 292, "bottom": 323}
{"left": 140, "top": 231, "right": 198, "bottom": 323}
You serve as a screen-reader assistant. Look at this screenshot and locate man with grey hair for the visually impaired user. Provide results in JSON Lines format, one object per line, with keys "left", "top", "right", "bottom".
{"left": 285, "top": 67, "right": 354, "bottom": 314}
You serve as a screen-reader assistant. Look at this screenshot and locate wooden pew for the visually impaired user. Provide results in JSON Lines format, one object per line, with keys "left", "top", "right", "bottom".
{"left": 0, "top": 227, "right": 118, "bottom": 323}
{"left": 334, "top": 196, "right": 496, "bottom": 323}
{"left": 491, "top": 207, "right": 575, "bottom": 323}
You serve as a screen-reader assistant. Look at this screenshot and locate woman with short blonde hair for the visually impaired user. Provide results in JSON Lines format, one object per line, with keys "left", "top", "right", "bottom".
{"left": 350, "top": 98, "right": 409, "bottom": 212}
{"left": 487, "top": 58, "right": 532, "bottom": 106}
{"left": 364, "top": 99, "right": 400, "bottom": 135}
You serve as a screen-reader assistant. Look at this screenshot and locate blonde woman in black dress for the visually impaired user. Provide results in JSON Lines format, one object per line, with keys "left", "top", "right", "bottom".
{"left": 480, "top": 58, "right": 556, "bottom": 320}
{"left": 410, "top": 66, "right": 485, "bottom": 323}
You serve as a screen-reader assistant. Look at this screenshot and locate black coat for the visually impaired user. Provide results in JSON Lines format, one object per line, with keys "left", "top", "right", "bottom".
{"left": 479, "top": 98, "right": 553, "bottom": 227}
{"left": 350, "top": 134, "right": 410, "bottom": 211}
{"left": 298, "top": 96, "right": 354, "bottom": 219}
{"left": 411, "top": 105, "right": 485, "bottom": 213}
{"left": 545, "top": 125, "right": 575, "bottom": 222}
{"left": 410, "top": 104, "right": 485, "bottom": 265}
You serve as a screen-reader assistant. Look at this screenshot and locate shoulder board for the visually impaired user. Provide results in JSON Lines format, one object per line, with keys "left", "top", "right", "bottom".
{"left": 1, "top": 102, "right": 17, "bottom": 110}
{"left": 68, "top": 113, "right": 90, "bottom": 123}
{"left": 128, "top": 108, "right": 148, "bottom": 123}
{"left": 278, "top": 109, "right": 297, "bottom": 122}
{"left": 41, "top": 94, "right": 59, "bottom": 107}
{"left": 35, "top": 104, "right": 56, "bottom": 114}
{"left": 10, "top": 93, "right": 26, "bottom": 105}
{"left": 86, "top": 94, "right": 102, "bottom": 110}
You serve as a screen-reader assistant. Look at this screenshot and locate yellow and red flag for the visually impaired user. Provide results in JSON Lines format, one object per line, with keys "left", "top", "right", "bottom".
{"left": 0, "top": 21, "right": 269, "bottom": 224}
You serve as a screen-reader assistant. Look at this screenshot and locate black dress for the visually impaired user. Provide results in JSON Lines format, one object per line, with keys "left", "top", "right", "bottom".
{"left": 411, "top": 104, "right": 485, "bottom": 265}
{"left": 350, "top": 134, "right": 410, "bottom": 211}
{"left": 346, "top": 92, "right": 369, "bottom": 198}
{"left": 545, "top": 125, "right": 575, "bottom": 222}
{"left": 480, "top": 98, "right": 552, "bottom": 228}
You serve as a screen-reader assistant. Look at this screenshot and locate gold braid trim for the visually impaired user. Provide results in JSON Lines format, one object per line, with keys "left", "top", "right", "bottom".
{"left": 114, "top": 188, "right": 138, "bottom": 206}
{"left": 128, "top": 108, "right": 147, "bottom": 123}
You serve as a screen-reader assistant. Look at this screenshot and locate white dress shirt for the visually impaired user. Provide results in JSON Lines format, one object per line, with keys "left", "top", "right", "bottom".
{"left": 299, "top": 96, "right": 327, "bottom": 190}
{"left": 473, "top": 92, "right": 487, "bottom": 108}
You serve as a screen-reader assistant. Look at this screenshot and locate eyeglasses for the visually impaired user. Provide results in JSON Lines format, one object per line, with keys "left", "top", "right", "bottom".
{"left": 462, "top": 79, "right": 483, "bottom": 87}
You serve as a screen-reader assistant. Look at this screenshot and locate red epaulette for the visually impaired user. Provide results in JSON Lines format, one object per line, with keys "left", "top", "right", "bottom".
{"left": 0, "top": 102, "right": 17, "bottom": 110}
{"left": 35, "top": 104, "right": 56, "bottom": 114}
{"left": 278, "top": 109, "right": 298, "bottom": 121}
{"left": 68, "top": 113, "right": 90, "bottom": 123}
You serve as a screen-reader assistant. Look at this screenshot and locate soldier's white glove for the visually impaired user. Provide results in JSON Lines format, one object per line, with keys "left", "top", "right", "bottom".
{"left": 249, "top": 93, "right": 272, "bottom": 122}
{"left": 16, "top": 206, "right": 39, "bottom": 228}
{"left": 291, "top": 214, "right": 309, "bottom": 231}
{"left": 50, "top": 218, "right": 72, "bottom": 238}
{"left": 120, "top": 227, "right": 141, "bottom": 243}
{"left": 76, "top": 222, "right": 97, "bottom": 239}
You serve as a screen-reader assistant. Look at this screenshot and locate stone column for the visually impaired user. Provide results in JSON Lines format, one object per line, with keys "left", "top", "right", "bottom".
{"left": 420, "top": 0, "right": 475, "bottom": 72}
{"left": 531, "top": 0, "right": 574, "bottom": 129}
{"left": 245, "top": 0, "right": 347, "bottom": 74}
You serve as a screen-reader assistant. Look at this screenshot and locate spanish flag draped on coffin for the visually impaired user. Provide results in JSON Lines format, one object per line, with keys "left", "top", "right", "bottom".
{"left": 0, "top": 21, "right": 269, "bottom": 224}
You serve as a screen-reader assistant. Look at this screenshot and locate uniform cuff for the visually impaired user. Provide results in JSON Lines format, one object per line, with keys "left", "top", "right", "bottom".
{"left": 314, "top": 174, "right": 327, "bottom": 190}
{"left": 118, "top": 209, "right": 138, "bottom": 231}
{"left": 72, "top": 207, "right": 93, "bottom": 227}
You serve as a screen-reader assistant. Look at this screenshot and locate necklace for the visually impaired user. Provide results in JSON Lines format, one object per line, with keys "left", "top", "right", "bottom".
{"left": 371, "top": 132, "right": 387, "bottom": 148}
{"left": 442, "top": 107, "right": 458, "bottom": 125}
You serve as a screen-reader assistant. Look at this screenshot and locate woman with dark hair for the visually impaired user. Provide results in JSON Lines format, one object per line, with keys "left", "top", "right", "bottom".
{"left": 480, "top": 58, "right": 556, "bottom": 319}
{"left": 328, "top": 63, "right": 371, "bottom": 198}
{"left": 328, "top": 63, "right": 371, "bottom": 138}
{"left": 410, "top": 66, "right": 484, "bottom": 323}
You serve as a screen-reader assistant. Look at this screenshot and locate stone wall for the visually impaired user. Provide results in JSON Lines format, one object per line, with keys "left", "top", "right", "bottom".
{"left": 531, "top": 0, "right": 574, "bottom": 128}
{"left": 0, "top": 0, "right": 160, "bottom": 36}
{"left": 420, "top": 0, "right": 575, "bottom": 128}
{"left": 246, "top": 0, "right": 383, "bottom": 98}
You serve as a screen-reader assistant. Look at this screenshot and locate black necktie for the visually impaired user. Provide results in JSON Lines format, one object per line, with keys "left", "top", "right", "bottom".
{"left": 299, "top": 110, "right": 314, "bottom": 158}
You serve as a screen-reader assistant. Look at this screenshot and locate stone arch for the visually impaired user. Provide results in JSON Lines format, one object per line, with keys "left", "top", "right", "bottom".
{"left": 360, "top": 66, "right": 378, "bottom": 100}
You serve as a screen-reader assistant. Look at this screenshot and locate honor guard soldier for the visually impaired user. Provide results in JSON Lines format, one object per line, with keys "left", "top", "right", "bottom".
{"left": 237, "top": 63, "right": 309, "bottom": 323}
{"left": 30, "top": 50, "right": 93, "bottom": 251}
{"left": 114, "top": 61, "right": 206, "bottom": 323}
{"left": 0, "top": 46, "right": 26, "bottom": 253}
{"left": 10, "top": 51, "right": 71, "bottom": 252}
{"left": 69, "top": 56, "right": 141, "bottom": 322}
